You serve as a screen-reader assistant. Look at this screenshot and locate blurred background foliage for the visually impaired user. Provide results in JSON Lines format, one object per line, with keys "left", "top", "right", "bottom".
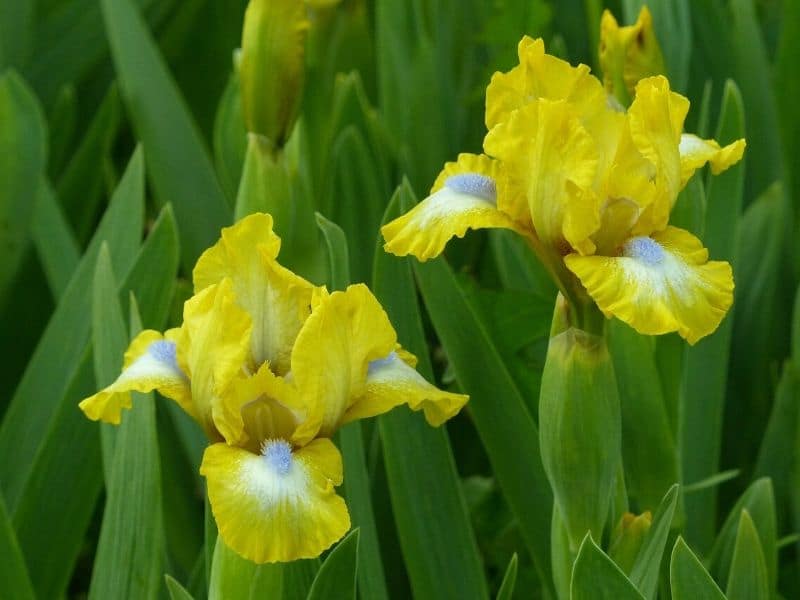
{"left": 0, "top": 0, "right": 798, "bottom": 598}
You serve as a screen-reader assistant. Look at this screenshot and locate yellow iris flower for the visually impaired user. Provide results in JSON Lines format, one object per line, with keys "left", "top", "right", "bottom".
{"left": 80, "top": 213, "right": 467, "bottom": 563}
{"left": 381, "top": 37, "right": 745, "bottom": 344}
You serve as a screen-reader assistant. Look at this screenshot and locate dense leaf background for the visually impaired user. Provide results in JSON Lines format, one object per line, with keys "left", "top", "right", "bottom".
{"left": 0, "top": 0, "right": 797, "bottom": 598}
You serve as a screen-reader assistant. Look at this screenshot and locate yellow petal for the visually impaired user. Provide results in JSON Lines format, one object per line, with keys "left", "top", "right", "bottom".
{"left": 627, "top": 76, "right": 688, "bottom": 233}
{"left": 485, "top": 36, "right": 606, "bottom": 130}
{"left": 289, "top": 284, "right": 396, "bottom": 439}
{"left": 178, "top": 279, "right": 253, "bottom": 438}
{"left": 194, "top": 213, "right": 314, "bottom": 375}
{"left": 194, "top": 213, "right": 281, "bottom": 292}
{"left": 381, "top": 153, "right": 526, "bottom": 262}
{"left": 679, "top": 134, "right": 746, "bottom": 187}
{"left": 565, "top": 226, "right": 734, "bottom": 344}
{"left": 201, "top": 438, "right": 350, "bottom": 563}
{"left": 342, "top": 350, "right": 468, "bottom": 427}
{"left": 79, "top": 329, "right": 191, "bottom": 424}
{"left": 484, "top": 100, "right": 601, "bottom": 255}
{"left": 592, "top": 121, "right": 659, "bottom": 253}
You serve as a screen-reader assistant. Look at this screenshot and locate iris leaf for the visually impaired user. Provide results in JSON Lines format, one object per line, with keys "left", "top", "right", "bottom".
{"left": 373, "top": 183, "right": 488, "bottom": 600}
{"left": 100, "top": 0, "right": 230, "bottom": 269}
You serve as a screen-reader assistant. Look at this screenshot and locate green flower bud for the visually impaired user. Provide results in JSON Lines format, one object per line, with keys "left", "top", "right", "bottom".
{"left": 239, "top": 0, "right": 309, "bottom": 148}
{"left": 539, "top": 327, "right": 622, "bottom": 552}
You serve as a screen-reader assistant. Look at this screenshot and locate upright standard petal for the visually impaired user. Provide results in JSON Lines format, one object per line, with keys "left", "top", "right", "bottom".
{"left": 485, "top": 36, "right": 606, "bottom": 130}
{"left": 194, "top": 213, "right": 314, "bottom": 374}
{"left": 289, "top": 284, "right": 397, "bottom": 439}
{"left": 178, "top": 279, "right": 253, "bottom": 438}
{"left": 381, "top": 153, "right": 525, "bottom": 261}
{"left": 194, "top": 213, "right": 281, "bottom": 292}
{"left": 201, "top": 438, "right": 349, "bottom": 563}
{"left": 79, "top": 329, "right": 190, "bottom": 424}
{"left": 484, "top": 100, "right": 601, "bottom": 255}
{"left": 627, "top": 76, "right": 688, "bottom": 233}
{"left": 565, "top": 227, "right": 734, "bottom": 344}
{"left": 678, "top": 134, "right": 746, "bottom": 188}
{"left": 342, "top": 349, "right": 468, "bottom": 427}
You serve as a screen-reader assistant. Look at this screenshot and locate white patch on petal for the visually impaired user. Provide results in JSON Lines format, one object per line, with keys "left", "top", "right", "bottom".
{"left": 415, "top": 186, "right": 498, "bottom": 230}
{"left": 367, "top": 352, "right": 427, "bottom": 387}
{"left": 679, "top": 134, "right": 709, "bottom": 159}
{"left": 241, "top": 449, "right": 311, "bottom": 510}
{"left": 616, "top": 243, "right": 696, "bottom": 302}
{"left": 117, "top": 340, "right": 187, "bottom": 387}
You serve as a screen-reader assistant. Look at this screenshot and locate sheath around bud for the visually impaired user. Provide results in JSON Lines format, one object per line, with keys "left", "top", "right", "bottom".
{"left": 538, "top": 327, "right": 622, "bottom": 552}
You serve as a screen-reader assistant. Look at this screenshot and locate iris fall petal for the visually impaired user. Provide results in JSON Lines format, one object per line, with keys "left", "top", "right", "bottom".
{"left": 79, "top": 329, "right": 190, "bottom": 424}
{"left": 342, "top": 350, "right": 468, "bottom": 427}
{"left": 565, "top": 226, "right": 733, "bottom": 344}
{"left": 201, "top": 438, "right": 350, "bottom": 563}
{"left": 381, "top": 153, "right": 524, "bottom": 262}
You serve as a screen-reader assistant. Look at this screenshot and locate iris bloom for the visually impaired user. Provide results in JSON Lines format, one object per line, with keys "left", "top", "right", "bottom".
{"left": 382, "top": 37, "right": 745, "bottom": 344}
{"left": 80, "top": 213, "right": 467, "bottom": 563}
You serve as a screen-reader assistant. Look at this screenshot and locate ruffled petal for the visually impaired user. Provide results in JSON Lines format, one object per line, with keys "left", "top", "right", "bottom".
{"left": 289, "top": 284, "right": 397, "bottom": 439}
{"left": 193, "top": 213, "right": 314, "bottom": 374}
{"left": 342, "top": 350, "right": 468, "bottom": 427}
{"left": 381, "top": 153, "right": 526, "bottom": 262}
{"left": 679, "top": 134, "right": 746, "bottom": 187}
{"left": 194, "top": 213, "right": 281, "bottom": 292}
{"left": 484, "top": 99, "right": 601, "bottom": 255}
{"left": 564, "top": 226, "right": 734, "bottom": 344}
{"left": 79, "top": 329, "right": 191, "bottom": 424}
{"left": 178, "top": 279, "right": 253, "bottom": 438}
{"left": 201, "top": 438, "right": 350, "bottom": 563}
{"left": 485, "top": 36, "right": 606, "bottom": 130}
{"left": 627, "top": 76, "right": 688, "bottom": 234}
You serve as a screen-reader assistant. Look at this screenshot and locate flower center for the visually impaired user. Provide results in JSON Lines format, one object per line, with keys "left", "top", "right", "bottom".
{"left": 444, "top": 173, "right": 497, "bottom": 203}
{"left": 623, "top": 236, "right": 665, "bottom": 265}
{"left": 261, "top": 439, "right": 293, "bottom": 476}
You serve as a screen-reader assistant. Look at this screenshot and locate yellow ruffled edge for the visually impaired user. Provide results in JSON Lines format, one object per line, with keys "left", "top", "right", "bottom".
{"left": 626, "top": 76, "right": 690, "bottom": 234}
{"left": 484, "top": 100, "right": 601, "bottom": 256}
{"left": 288, "top": 283, "right": 397, "bottom": 441}
{"left": 79, "top": 328, "right": 191, "bottom": 424}
{"left": 178, "top": 278, "right": 254, "bottom": 440}
{"left": 341, "top": 347, "right": 468, "bottom": 427}
{"left": 484, "top": 36, "right": 605, "bottom": 131}
{"left": 564, "top": 226, "right": 734, "bottom": 344}
{"left": 193, "top": 213, "right": 282, "bottom": 293}
{"left": 679, "top": 134, "right": 746, "bottom": 188}
{"left": 201, "top": 438, "right": 350, "bottom": 563}
{"left": 381, "top": 153, "right": 527, "bottom": 262}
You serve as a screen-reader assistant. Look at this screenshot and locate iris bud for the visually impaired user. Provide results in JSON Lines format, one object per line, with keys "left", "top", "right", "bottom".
{"left": 240, "top": 0, "right": 309, "bottom": 148}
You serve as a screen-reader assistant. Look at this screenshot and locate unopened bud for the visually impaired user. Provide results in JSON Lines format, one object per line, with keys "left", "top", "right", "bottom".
{"left": 240, "top": 0, "right": 309, "bottom": 148}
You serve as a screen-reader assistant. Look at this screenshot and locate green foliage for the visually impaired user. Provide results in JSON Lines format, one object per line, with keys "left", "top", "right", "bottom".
{"left": 1, "top": 1, "right": 797, "bottom": 598}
